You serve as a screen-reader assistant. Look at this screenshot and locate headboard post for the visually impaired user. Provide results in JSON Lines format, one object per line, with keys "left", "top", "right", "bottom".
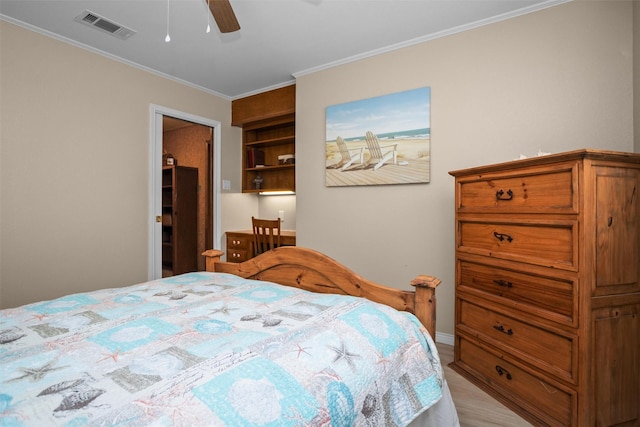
{"left": 202, "top": 249, "right": 224, "bottom": 272}
{"left": 410, "top": 275, "right": 441, "bottom": 340}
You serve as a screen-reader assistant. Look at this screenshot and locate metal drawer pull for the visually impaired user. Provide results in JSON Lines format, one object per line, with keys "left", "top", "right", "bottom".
{"left": 493, "top": 324, "right": 514, "bottom": 335}
{"left": 493, "top": 279, "right": 513, "bottom": 288}
{"left": 496, "top": 189, "right": 514, "bottom": 200}
{"left": 493, "top": 231, "right": 513, "bottom": 242}
{"left": 495, "top": 365, "right": 513, "bottom": 380}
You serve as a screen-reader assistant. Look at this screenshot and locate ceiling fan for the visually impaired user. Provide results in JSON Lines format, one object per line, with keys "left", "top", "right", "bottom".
{"left": 208, "top": 0, "right": 240, "bottom": 33}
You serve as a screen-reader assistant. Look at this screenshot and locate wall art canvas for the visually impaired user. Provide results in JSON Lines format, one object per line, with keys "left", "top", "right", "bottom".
{"left": 325, "top": 86, "right": 431, "bottom": 187}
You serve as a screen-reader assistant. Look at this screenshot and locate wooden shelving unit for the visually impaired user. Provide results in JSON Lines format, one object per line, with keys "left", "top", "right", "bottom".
{"left": 242, "top": 114, "right": 295, "bottom": 193}
{"left": 232, "top": 85, "right": 295, "bottom": 193}
{"left": 162, "top": 165, "right": 198, "bottom": 275}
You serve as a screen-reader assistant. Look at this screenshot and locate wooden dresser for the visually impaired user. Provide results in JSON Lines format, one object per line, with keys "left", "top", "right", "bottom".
{"left": 449, "top": 149, "right": 639, "bottom": 426}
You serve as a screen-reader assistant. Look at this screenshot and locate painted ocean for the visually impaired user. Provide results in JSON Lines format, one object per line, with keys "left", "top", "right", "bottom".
{"left": 342, "top": 128, "right": 430, "bottom": 142}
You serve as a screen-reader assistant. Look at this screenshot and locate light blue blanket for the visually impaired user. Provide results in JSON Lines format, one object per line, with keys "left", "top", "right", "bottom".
{"left": 1, "top": 272, "right": 443, "bottom": 426}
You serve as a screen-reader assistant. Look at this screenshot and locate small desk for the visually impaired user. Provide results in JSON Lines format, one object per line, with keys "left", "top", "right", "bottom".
{"left": 225, "top": 229, "right": 296, "bottom": 263}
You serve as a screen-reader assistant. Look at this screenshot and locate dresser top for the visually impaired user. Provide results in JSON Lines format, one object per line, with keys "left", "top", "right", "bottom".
{"left": 449, "top": 148, "right": 640, "bottom": 177}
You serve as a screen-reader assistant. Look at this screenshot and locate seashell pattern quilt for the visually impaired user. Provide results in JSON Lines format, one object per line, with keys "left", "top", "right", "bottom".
{"left": 0, "top": 272, "right": 444, "bottom": 426}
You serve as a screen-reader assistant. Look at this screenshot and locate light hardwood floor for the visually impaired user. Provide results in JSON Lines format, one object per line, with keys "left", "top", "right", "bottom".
{"left": 436, "top": 343, "right": 533, "bottom": 427}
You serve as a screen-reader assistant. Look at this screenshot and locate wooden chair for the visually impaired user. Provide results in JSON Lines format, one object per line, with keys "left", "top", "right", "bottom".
{"left": 252, "top": 216, "right": 281, "bottom": 256}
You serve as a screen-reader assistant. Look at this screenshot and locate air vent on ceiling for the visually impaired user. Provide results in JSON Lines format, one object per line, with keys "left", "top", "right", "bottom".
{"left": 74, "top": 10, "right": 136, "bottom": 40}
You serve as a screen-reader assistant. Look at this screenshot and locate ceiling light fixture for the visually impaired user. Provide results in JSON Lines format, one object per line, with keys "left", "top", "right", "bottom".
{"left": 165, "top": 0, "right": 171, "bottom": 42}
{"left": 206, "top": 0, "right": 211, "bottom": 33}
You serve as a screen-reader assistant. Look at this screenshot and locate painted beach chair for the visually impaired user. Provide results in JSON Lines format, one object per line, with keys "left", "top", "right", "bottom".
{"left": 336, "top": 136, "right": 365, "bottom": 171}
{"left": 365, "top": 131, "right": 398, "bottom": 170}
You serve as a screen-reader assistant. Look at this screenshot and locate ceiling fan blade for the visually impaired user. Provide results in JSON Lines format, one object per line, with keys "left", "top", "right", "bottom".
{"left": 209, "top": 0, "right": 240, "bottom": 33}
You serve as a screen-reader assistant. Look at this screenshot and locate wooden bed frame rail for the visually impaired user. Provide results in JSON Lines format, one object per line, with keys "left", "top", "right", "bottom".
{"left": 203, "top": 246, "right": 441, "bottom": 339}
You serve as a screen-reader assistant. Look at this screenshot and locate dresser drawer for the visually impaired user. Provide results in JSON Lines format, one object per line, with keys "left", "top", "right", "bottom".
{"left": 226, "top": 233, "right": 252, "bottom": 263}
{"left": 227, "top": 235, "right": 251, "bottom": 250}
{"left": 227, "top": 249, "right": 250, "bottom": 263}
{"left": 457, "top": 336, "right": 574, "bottom": 426}
{"left": 457, "top": 162, "right": 577, "bottom": 214}
{"left": 458, "top": 219, "right": 577, "bottom": 270}
{"left": 458, "top": 259, "right": 576, "bottom": 325}
{"left": 458, "top": 298, "right": 576, "bottom": 383}
{"left": 227, "top": 232, "right": 253, "bottom": 262}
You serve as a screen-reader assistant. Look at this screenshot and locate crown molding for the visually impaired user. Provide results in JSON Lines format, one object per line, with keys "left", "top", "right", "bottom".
{"left": 293, "top": 0, "right": 571, "bottom": 79}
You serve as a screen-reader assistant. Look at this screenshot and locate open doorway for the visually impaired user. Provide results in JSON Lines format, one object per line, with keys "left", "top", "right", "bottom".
{"left": 162, "top": 117, "right": 213, "bottom": 277}
{"left": 149, "top": 105, "right": 221, "bottom": 280}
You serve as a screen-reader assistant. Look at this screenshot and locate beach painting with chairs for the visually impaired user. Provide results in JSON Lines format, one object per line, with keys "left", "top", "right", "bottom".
{"left": 325, "top": 86, "right": 431, "bottom": 187}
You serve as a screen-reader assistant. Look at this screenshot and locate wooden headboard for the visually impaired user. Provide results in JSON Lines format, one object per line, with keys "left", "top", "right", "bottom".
{"left": 202, "top": 246, "right": 441, "bottom": 339}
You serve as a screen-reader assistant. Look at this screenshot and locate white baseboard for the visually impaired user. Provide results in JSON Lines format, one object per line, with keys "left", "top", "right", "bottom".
{"left": 435, "top": 332, "right": 454, "bottom": 346}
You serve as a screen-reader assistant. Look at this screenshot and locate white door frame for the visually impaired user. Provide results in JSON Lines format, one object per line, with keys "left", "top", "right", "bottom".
{"left": 148, "top": 104, "right": 222, "bottom": 280}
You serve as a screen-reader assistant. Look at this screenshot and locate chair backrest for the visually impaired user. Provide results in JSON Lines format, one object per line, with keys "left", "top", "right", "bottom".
{"left": 365, "top": 131, "right": 384, "bottom": 160}
{"left": 252, "top": 216, "right": 281, "bottom": 256}
{"left": 336, "top": 137, "right": 352, "bottom": 161}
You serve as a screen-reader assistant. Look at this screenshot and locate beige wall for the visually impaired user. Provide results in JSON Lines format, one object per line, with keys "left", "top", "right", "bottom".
{"left": 1, "top": 2, "right": 637, "bottom": 341}
{"left": 295, "top": 1, "right": 635, "bottom": 339}
{"left": 0, "top": 21, "right": 242, "bottom": 308}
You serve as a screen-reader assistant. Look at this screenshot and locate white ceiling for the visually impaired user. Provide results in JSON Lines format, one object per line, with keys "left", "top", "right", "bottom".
{"left": 0, "top": 0, "right": 567, "bottom": 99}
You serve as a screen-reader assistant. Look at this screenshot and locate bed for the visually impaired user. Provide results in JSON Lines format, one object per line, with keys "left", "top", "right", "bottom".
{"left": 0, "top": 246, "right": 459, "bottom": 426}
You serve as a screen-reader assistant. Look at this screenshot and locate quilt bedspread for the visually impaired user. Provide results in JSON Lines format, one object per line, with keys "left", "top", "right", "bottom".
{"left": 0, "top": 272, "right": 444, "bottom": 426}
